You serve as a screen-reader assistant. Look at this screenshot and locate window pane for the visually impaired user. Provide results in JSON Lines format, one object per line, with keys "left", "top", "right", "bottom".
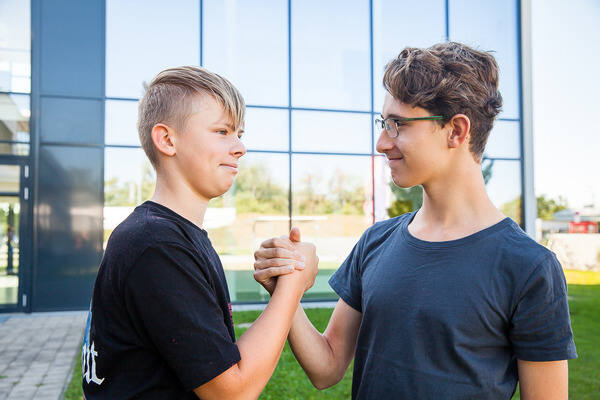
{"left": 203, "top": 0, "right": 288, "bottom": 106}
{"left": 0, "top": 93, "right": 29, "bottom": 155}
{"left": 0, "top": 0, "right": 30, "bottom": 93}
{"left": 374, "top": 155, "right": 393, "bottom": 222}
{"left": 105, "top": 100, "right": 139, "bottom": 146}
{"left": 373, "top": 0, "right": 446, "bottom": 112}
{"left": 243, "top": 108, "right": 288, "bottom": 151}
{"left": 485, "top": 120, "right": 520, "bottom": 159}
{"left": 106, "top": 0, "right": 200, "bottom": 98}
{"left": 292, "top": 154, "right": 372, "bottom": 299}
{"left": 449, "top": 0, "right": 520, "bottom": 119}
{"left": 0, "top": 93, "right": 29, "bottom": 141}
{"left": 292, "top": 0, "right": 370, "bottom": 111}
{"left": 292, "top": 111, "right": 371, "bottom": 153}
{"left": 206, "top": 153, "right": 290, "bottom": 302}
{"left": 104, "top": 147, "right": 155, "bottom": 248}
{"left": 483, "top": 159, "right": 522, "bottom": 225}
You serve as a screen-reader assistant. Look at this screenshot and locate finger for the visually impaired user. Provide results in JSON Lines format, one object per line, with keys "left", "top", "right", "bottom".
{"left": 289, "top": 226, "right": 302, "bottom": 243}
{"left": 259, "top": 236, "right": 296, "bottom": 251}
{"left": 254, "top": 247, "right": 305, "bottom": 262}
{"left": 254, "top": 258, "right": 305, "bottom": 271}
{"left": 254, "top": 266, "right": 295, "bottom": 281}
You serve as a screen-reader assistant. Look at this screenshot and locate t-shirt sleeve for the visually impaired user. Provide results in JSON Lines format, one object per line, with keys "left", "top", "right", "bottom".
{"left": 328, "top": 236, "right": 365, "bottom": 312}
{"left": 509, "top": 254, "right": 577, "bottom": 361}
{"left": 123, "top": 243, "right": 241, "bottom": 390}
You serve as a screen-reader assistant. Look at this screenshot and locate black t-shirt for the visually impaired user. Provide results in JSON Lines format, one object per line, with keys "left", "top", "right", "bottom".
{"left": 82, "top": 201, "right": 240, "bottom": 399}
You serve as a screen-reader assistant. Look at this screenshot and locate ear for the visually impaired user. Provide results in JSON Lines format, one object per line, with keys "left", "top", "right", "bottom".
{"left": 446, "top": 114, "right": 471, "bottom": 149}
{"left": 151, "top": 123, "right": 177, "bottom": 158}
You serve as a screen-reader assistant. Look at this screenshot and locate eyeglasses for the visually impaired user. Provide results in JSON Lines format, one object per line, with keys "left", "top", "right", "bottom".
{"left": 374, "top": 115, "right": 446, "bottom": 138}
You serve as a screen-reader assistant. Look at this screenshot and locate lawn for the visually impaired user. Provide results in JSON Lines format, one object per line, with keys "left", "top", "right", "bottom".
{"left": 65, "top": 275, "right": 600, "bottom": 399}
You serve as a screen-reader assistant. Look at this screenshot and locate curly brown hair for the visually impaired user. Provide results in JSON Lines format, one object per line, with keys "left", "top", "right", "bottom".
{"left": 383, "top": 42, "right": 502, "bottom": 162}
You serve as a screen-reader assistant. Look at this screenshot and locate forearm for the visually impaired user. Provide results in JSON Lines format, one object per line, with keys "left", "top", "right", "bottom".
{"left": 287, "top": 306, "right": 344, "bottom": 389}
{"left": 233, "top": 275, "right": 305, "bottom": 397}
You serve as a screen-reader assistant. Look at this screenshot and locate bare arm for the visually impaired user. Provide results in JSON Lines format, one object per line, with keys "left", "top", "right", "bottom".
{"left": 193, "top": 242, "right": 317, "bottom": 400}
{"left": 517, "top": 359, "right": 568, "bottom": 400}
{"left": 288, "top": 299, "right": 361, "bottom": 389}
{"left": 253, "top": 228, "right": 362, "bottom": 390}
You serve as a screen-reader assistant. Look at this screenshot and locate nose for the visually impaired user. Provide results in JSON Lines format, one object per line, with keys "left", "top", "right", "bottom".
{"left": 375, "top": 128, "right": 393, "bottom": 154}
{"left": 231, "top": 135, "right": 246, "bottom": 159}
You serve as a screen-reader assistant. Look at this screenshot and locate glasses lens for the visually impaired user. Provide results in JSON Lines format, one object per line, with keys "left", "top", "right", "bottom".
{"left": 374, "top": 118, "right": 384, "bottom": 130}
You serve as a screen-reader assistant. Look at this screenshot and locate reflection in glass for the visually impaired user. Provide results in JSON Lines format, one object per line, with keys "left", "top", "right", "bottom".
{"left": 105, "top": 0, "right": 200, "bottom": 98}
{"left": 449, "top": 0, "right": 519, "bottom": 119}
{"left": 105, "top": 100, "right": 139, "bottom": 146}
{"left": 104, "top": 147, "right": 155, "bottom": 248}
{"left": 0, "top": 164, "right": 20, "bottom": 306}
{"left": 206, "top": 152, "right": 289, "bottom": 301}
{"left": 485, "top": 120, "right": 520, "bottom": 159}
{"left": 204, "top": 0, "right": 288, "bottom": 106}
{"left": 0, "top": 0, "right": 30, "bottom": 93}
{"left": 0, "top": 94, "right": 29, "bottom": 155}
{"left": 372, "top": 0, "right": 446, "bottom": 112}
{"left": 292, "top": 111, "right": 371, "bottom": 153}
{"left": 483, "top": 159, "right": 522, "bottom": 225}
{"left": 373, "top": 155, "right": 393, "bottom": 222}
{"left": 243, "top": 108, "right": 288, "bottom": 151}
{"left": 292, "top": 154, "right": 372, "bottom": 299}
{"left": 292, "top": 0, "right": 370, "bottom": 111}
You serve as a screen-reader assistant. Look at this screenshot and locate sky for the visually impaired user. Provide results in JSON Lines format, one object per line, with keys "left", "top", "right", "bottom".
{"left": 532, "top": 0, "right": 600, "bottom": 209}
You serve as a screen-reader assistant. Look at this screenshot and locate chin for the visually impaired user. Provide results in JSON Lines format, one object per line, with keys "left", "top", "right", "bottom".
{"left": 391, "top": 174, "right": 419, "bottom": 189}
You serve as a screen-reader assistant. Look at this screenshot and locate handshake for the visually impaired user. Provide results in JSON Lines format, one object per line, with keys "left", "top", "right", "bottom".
{"left": 253, "top": 227, "right": 319, "bottom": 295}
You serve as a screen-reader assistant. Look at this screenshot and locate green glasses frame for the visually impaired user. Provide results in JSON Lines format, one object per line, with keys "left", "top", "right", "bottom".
{"left": 374, "top": 115, "right": 446, "bottom": 138}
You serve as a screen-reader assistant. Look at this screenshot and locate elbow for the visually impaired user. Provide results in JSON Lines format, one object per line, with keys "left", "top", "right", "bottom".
{"left": 309, "top": 372, "right": 345, "bottom": 391}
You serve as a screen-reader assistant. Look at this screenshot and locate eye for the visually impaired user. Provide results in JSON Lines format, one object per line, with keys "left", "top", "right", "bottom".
{"left": 216, "top": 129, "right": 228, "bottom": 135}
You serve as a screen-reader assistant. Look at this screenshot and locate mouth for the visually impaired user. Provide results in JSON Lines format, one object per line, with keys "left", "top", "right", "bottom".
{"left": 220, "top": 163, "right": 239, "bottom": 173}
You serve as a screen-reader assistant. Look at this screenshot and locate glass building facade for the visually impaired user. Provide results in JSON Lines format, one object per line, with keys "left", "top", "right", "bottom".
{"left": 0, "top": 0, "right": 530, "bottom": 311}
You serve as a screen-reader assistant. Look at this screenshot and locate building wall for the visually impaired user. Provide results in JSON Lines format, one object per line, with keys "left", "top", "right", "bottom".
{"left": 0, "top": 0, "right": 526, "bottom": 311}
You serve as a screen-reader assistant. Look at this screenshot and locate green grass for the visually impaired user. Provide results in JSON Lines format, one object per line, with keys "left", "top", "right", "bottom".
{"left": 65, "top": 284, "right": 599, "bottom": 399}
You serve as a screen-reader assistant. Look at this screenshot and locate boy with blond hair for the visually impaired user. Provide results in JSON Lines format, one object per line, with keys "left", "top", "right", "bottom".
{"left": 82, "top": 66, "right": 316, "bottom": 399}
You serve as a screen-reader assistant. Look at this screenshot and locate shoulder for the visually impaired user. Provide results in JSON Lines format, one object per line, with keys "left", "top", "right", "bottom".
{"left": 496, "top": 220, "right": 556, "bottom": 271}
{"left": 359, "top": 213, "right": 410, "bottom": 247}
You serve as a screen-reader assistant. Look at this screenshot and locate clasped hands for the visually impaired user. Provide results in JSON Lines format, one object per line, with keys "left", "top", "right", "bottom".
{"left": 253, "top": 227, "right": 319, "bottom": 295}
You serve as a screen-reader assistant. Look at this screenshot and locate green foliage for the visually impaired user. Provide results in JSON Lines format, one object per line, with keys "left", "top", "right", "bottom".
{"left": 104, "top": 162, "right": 155, "bottom": 206}
{"left": 233, "top": 161, "right": 288, "bottom": 214}
{"left": 386, "top": 160, "right": 494, "bottom": 218}
{"left": 387, "top": 185, "right": 423, "bottom": 218}
{"left": 537, "top": 194, "right": 568, "bottom": 220}
{"left": 500, "top": 196, "right": 522, "bottom": 225}
{"left": 498, "top": 194, "right": 569, "bottom": 224}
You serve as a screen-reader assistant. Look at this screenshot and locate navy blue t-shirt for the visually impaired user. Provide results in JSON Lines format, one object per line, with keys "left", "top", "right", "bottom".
{"left": 329, "top": 212, "right": 577, "bottom": 399}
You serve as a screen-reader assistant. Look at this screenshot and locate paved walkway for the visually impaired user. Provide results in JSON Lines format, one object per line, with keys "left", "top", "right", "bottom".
{"left": 0, "top": 311, "right": 87, "bottom": 400}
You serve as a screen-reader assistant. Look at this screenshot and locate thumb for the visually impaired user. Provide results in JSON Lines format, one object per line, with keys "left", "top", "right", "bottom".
{"left": 289, "top": 226, "right": 301, "bottom": 243}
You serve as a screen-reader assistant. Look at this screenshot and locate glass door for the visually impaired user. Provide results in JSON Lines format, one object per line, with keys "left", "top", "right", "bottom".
{"left": 0, "top": 164, "right": 25, "bottom": 310}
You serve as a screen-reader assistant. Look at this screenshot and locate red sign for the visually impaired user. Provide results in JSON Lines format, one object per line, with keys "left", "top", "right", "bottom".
{"left": 569, "top": 221, "right": 598, "bottom": 233}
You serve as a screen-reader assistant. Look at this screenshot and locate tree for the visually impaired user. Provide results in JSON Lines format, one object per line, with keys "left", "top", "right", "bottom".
{"left": 536, "top": 194, "right": 568, "bottom": 220}
{"left": 387, "top": 159, "right": 495, "bottom": 218}
{"left": 232, "top": 160, "right": 287, "bottom": 214}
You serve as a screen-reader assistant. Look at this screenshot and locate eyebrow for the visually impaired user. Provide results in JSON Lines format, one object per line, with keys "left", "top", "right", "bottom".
{"left": 382, "top": 113, "right": 409, "bottom": 120}
{"left": 212, "top": 120, "right": 236, "bottom": 131}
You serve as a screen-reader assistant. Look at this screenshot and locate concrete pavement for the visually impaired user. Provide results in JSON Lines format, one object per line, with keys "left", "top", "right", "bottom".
{"left": 0, "top": 311, "right": 87, "bottom": 400}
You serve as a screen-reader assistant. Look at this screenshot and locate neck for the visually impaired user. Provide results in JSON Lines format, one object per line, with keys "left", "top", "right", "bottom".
{"left": 411, "top": 159, "right": 504, "bottom": 239}
{"left": 150, "top": 169, "right": 209, "bottom": 229}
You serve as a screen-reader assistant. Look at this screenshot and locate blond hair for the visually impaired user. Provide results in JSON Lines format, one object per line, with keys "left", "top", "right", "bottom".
{"left": 137, "top": 66, "right": 245, "bottom": 167}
